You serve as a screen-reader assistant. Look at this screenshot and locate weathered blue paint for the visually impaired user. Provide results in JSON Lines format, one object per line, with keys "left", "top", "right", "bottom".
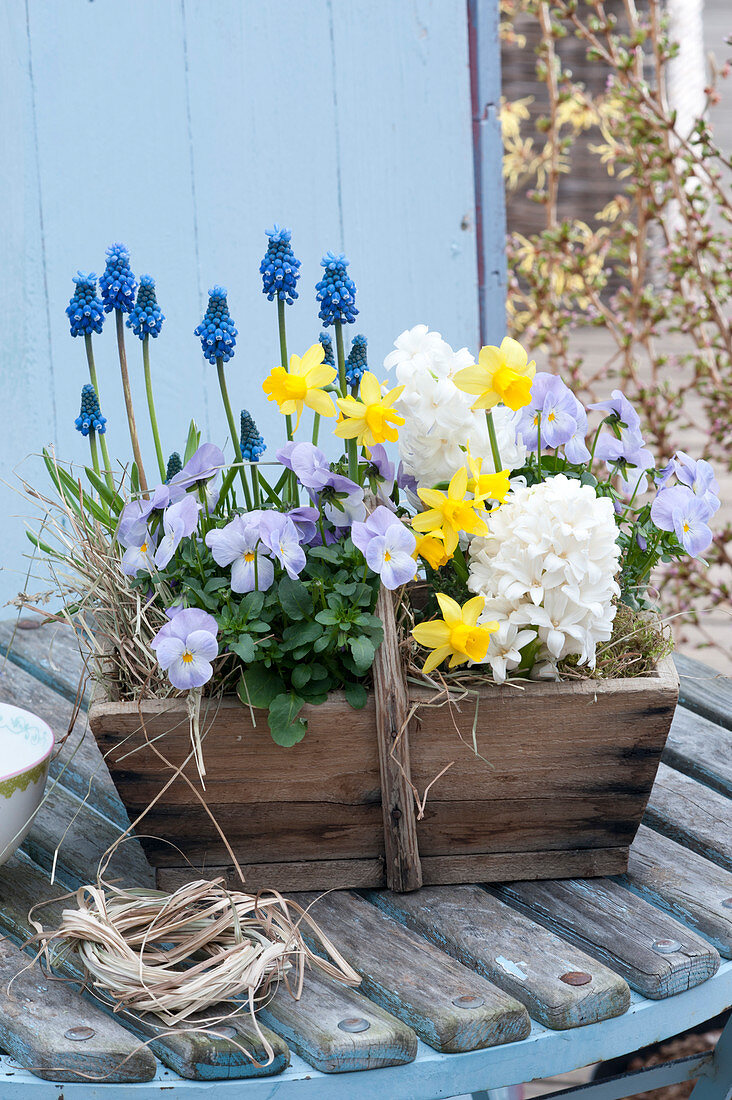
{"left": 468, "top": 0, "right": 508, "bottom": 346}
{"left": 2, "top": 963, "right": 732, "bottom": 1098}
{"left": 0, "top": 0, "right": 507, "bottom": 611}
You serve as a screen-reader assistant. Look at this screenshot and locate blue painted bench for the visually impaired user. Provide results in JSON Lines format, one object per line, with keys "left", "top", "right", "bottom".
{"left": 0, "top": 619, "right": 731, "bottom": 1100}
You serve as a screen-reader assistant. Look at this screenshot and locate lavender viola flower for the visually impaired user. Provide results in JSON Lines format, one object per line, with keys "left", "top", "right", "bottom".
{"left": 673, "top": 451, "right": 720, "bottom": 517}
{"left": 322, "top": 483, "right": 366, "bottom": 528}
{"left": 151, "top": 608, "right": 219, "bottom": 691}
{"left": 515, "top": 373, "right": 590, "bottom": 461}
{"left": 154, "top": 496, "right": 201, "bottom": 569}
{"left": 351, "top": 506, "right": 417, "bottom": 590}
{"left": 205, "top": 515, "right": 275, "bottom": 593}
{"left": 365, "top": 444, "right": 397, "bottom": 509}
{"left": 287, "top": 506, "right": 320, "bottom": 545}
{"left": 589, "top": 390, "right": 652, "bottom": 466}
{"left": 119, "top": 525, "right": 157, "bottom": 577}
{"left": 117, "top": 482, "right": 186, "bottom": 546}
{"left": 169, "top": 443, "right": 226, "bottom": 491}
{"left": 258, "top": 512, "right": 306, "bottom": 579}
{"left": 276, "top": 441, "right": 357, "bottom": 495}
{"left": 651, "top": 485, "right": 714, "bottom": 557}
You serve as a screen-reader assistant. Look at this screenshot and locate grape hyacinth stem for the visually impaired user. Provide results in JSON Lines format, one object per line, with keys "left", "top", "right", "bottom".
{"left": 276, "top": 297, "right": 297, "bottom": 503}
{"left": 142, "top": 336, "right": 166, "bottom": 482}
{"left": 83, "top": 335, "right": 114, "bottom": 491}
{"left": 88, "top": 429, "right": 101, "bottom": 480}
{"left": 216, "top": 357, "right": 252, "bottom": 511}
{"left": 335, "top": 321, "right": 358, "bottom": 483}
{"left": 114, "top": 310, "right": 148, "bottom": 495}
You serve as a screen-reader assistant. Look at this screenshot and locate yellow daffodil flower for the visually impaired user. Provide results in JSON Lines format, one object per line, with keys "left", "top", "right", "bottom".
{"left": 414, "top": 533, "right": 451, "bottom": 570}
{"left": 262, "top": 343, "right": 336, "bottom": 429}
{"left": 412, "top": 593, "right": 498, "bottom": 675}
{"left": 465, "top": 448, "right": 511, "bottom": 505}
{"left": 335, "top": 371, "right": 405, "bottom": 447}
{"left": 454, "top": 337, "right": 536, "bottom": 412}
{"left": 412, "top": 467, "right": 488, "bottom": 555}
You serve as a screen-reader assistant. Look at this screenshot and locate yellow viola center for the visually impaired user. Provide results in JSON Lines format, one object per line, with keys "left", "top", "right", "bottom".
{"left": 384, "top": 549, "right": 392, "bottom": 562}
{"left": 244, "top": 551, "right": 256, "bottom": 562}
{"left": 547, "top": 411, "right": 556, "bottom": 422}
{"left": 683, "top": 521, "right": 690, "bottom": 533}
{"left": 181, "top": 649, "right": 193, "bottom": 664}
{"left": 140, "top": 541, "right": 148, "bottom": 554}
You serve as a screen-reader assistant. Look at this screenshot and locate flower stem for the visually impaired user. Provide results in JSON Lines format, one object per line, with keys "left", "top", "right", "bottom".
{"left": 142, "top": 336, "right": 166, "bottom": 482}
{"left": 84, "top": 335, "right": 115, "bottom": 492}
{"left": 277, "top": 297, "right": 297, "bottom": 504}
{"left": 536, "top": 412, "right": 543, "bottom": 482}
{"left": 251, "top": 462, "right": 261, "bottom": 508}
{"left": 88, "top": 429, "right": 101, "bottom": 479}
{"left": 335, "top": 321, "right": 358, "bottom": 483}
{"left": 311, "top": 413, "right": 321, "bottom": 446}
{"left": 114, "top": 310, "right": 148, "bottom": 495}
{"left": 216, "top": 356, "right": 252, "bottom": 511}
{"left": 485, "top": 410, "right": 503, "bottom": 473}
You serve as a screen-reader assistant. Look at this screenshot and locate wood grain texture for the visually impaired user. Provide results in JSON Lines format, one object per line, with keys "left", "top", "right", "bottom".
{"left": 157, "top": 859, "right": 386, "bottom": 894}
{"left": 372, "top": 586, "right": 422, "bottom": 892}
{"left": 663, "top": 705, "right": 732, "bottom": 798}
{"left": 0, "top": 854, "right": 290, "bottom": 1081}
{"left": 674, "top": 653, "right": 732, "bottom": 731}
{"left": 295, "top": 890, "right": 531, "bottom": 1053}
{"left": 620, "top": 825, "right": 732, "bottom": 959}
{"left": 0, "top": 937, "right": 156, "bottom": 1083}
{"left": 259, "top": 969, "right": 417, "bottom": 1073}
{"left": 0, "top": 619, "right": 89, "bottom": 707}
{"left": 0, "top": 646, "right": 127, "bottom": 828}
{"left": 494, "top": 877, "right": 720, "bottom": 999}
{"left": 644, "top": 762, "right": 732, "bottom": 870}
{"left": 365, "top": 883, "right": 630, "bottom": 1030}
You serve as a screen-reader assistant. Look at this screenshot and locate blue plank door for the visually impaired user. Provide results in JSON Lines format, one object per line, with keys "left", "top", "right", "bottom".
{"left": 0, "top": 0, "right": 505, "bottom": 611}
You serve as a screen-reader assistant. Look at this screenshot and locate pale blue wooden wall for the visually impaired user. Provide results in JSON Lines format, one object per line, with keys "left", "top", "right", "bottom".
{"left": 0, "top": 0, "right": 504, "bottom": 611}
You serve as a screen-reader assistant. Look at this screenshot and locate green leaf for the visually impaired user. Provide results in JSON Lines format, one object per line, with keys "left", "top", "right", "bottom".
{"left": 278, "top": 576, "right": 313, "bottom": 620}
{"left": 348, "top": 635, "right": 376, "bottom": 673}
{"left": 130, "top": 463, "right": 140, "bottom": 495}
{"left": 84, "top": 468, "right": 123, "bottom": 514}
{"left": 268, "top": 693, "right": 307, "bottom": 746}
{"left": 240, "top": 590, "right": 265, "bottom": 619}
{"left": 230, "top": 635, "right": 256, "bottom": 663}
{"left": 315, "top": 609, "right": 339, "bottom": 626}
{"left": 283, "top": 621, "right": 322, "bottom": 646}
{"left": 343, "top": 681, "right": 368, "bottom": 709}
{"left": 291, "top": 665, "right": 311, "bottom": 690}
{"left": 237, "top": 664, "right": 285, "bottom": 710}
{"left": 313, "top": 635, "right": 331, "bottom": 654}
{"left": 25, "top": 530, "right": 58, "bottom": 556}
{"left": 184, "top": 420, "right": 201, "bottom": 463}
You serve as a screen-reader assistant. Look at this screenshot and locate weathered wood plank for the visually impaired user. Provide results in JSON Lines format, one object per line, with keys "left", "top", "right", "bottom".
{"left": 0, "top": 937, "right": 156, "bottom": 1083}
{"left": 644, "top": 762, "right": 732, "bottom": 870}
{"left": 21, "top": 775, "right": 154, "bottom": 890}
{"left": 0, "top": 651, "right": 127, "bottom": 828}
{"left": 372, "top": 585, "right": 421, "bottom": 892}
{"left": 663, "top": 705, "right": 732, "bottom": 799}
{"left": 158, "top": 860, "right": 385, "bottom": 894}
{"left": 619, "top": 825, "right": 732, "bottom": 959}
{"left": 674, "top": 653, "right": 732, "bottom": 731}
{"left": 494, "top": 877, "right": 720, "bottom": 999}
{"left": 296, "top": 891, "right": 531, "bottom": 1053}
{"left": 365, "top": 884, "right": 631, "bottom": 1030}
{"left": 0, "top": 619, "right": 89, "bottom": 706}
{"left": 259, "top": 968, "right": 417, "bottom": 1073}
{"left": 0, "top": 854, "right": 290, "bottom": 1081}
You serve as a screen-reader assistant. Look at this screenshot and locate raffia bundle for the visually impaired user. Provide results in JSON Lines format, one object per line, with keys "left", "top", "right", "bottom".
{"left": 29, "top": 877, "right": 359, "bottom": 1058}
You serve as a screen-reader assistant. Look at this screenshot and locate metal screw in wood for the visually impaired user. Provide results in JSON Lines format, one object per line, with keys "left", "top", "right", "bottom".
{"left": 653, "top": 939, "right": 682, "bottom": 954}
{"left": 452, "top": 994, "right": 485, "bottom": 1009}
{"left": 64, "top": 1026, "right": 95, "bottom": 1041}
{"left": 338, "top": 1017, "right": 370, "bottom": 1033}
{"left": 560, "top": 971, "right": 592, "bottom": 986}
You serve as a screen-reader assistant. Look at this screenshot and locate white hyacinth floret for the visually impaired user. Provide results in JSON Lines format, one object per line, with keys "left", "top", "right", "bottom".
{"left": 468, "top": 474, "right": 621, "bottom": 680}
{"left": 384, "top": 324, "right": 527, "bottom": 488}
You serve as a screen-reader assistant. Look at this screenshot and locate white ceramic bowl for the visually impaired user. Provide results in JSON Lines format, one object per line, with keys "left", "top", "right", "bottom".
{"left": 0, "top": 702, "right": 54, "bottom": 866}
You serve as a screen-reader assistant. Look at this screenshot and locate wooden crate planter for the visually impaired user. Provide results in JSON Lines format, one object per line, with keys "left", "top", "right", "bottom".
{"left": 88, "top": 591, "right": 679, "bottom": 893}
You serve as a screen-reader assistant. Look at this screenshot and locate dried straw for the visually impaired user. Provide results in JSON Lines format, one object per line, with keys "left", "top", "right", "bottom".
{"left": 26, "top": 878, "right": 360, "bottom": 1045}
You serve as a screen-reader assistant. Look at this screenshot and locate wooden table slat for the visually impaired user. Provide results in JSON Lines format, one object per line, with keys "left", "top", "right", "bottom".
{"left": 365, "top": 883, "right": 631, "bottom": 1030}
{"left": 296, "top": 891, "right": 531, "bottom": 1053}
{"left": 663, "top": 705, "right": 732, "bottom": 799}
{"left": 494, "top": 876, "right": 720, "bottom": 999}
{"left": 644, "top": 761, "right": 732, "bottom": 870}
{"left": 259, "top": 968, "right": 418, "bottom": 1073}
{"left": 0, "top": 937, "right": 157, "bottom": 1083}
{"left": 0, "top": 620, "right": 89, "bottom": 707}
{"left": 0, "top": 856, "right": 290, "bottom": 1081}
{"left": 619, "top": 825, "right": 732, "bottom": 959}
{"left": 674, "top": 653, "right": 732, "bottom": 731}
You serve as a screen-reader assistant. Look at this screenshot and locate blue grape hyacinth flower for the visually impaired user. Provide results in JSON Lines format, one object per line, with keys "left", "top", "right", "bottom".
{"left": 195, "top": 286, "right": 238, "bottom": 364}
{"left": 345, "top": 334, "right": 368, "bottom": 386}
{"left": 260, "top": 225, "right": 301, "bottom": 305}
{"left": 100, "top": 243, "right": 137, "bottom": 314}
{"left": 315, "top": 252, "right": 358, "bottom": 327}
{"left": 165, "top": 452, "right": 183, "bottom": 482}
{"left": 127, "top": 275, "right": 165, "bottom": 339}
{"left": 240, "top": 410, "right": 266, "bottom": 462}
{"left": 75, "top": 384, "right": 107, "bottom": 436}
{"left": 318, "top": 331, "right": 335, "bottom": 367}
{"left": 66, "top": 273, "right": 105, "bottom": 338}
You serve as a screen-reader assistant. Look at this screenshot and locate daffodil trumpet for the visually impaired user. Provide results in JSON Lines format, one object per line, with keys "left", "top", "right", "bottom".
{"left": 411, "top": 593, "right": 498, "bottom": 675}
